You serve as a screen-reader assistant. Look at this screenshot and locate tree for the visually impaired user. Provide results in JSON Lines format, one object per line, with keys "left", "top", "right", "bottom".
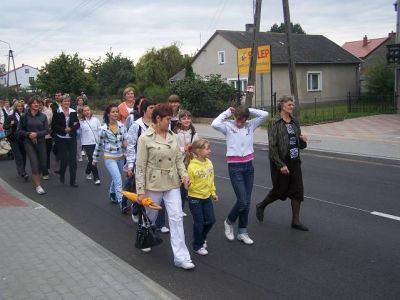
{"left": 88, "top": 52, "right": 135, "bottom": 96}
{"left": 136, "top": 49, "right": 169, "bottom": 89}
{"left": 365, "top": 59, "right": 394, "bottom": 95}
{"left": 36, "top": 52, "right": 96, "bottom": 95}
{"left": 170, "top": 74, "right": 236, "bottom": 117}
{"left": 269, "top": 22, "right": 305, "bottom": 34}
{"left": 184, "top": 61, "right": 195, "bottom": 79}
{"left": 136, "top": 43, "right": 188, "bottom": 91}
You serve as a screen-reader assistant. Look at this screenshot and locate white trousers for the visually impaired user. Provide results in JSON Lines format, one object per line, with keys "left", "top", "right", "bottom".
{"left": 146, "top": 188, "right": 192, "bottom": 265}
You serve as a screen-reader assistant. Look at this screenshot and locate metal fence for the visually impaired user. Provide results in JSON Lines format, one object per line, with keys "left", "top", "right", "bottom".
{"left": 261, "top": 92, "right": 397, "bottom": 124}
{"left": 347, "top": 92, "right": 396, "bottom": 114}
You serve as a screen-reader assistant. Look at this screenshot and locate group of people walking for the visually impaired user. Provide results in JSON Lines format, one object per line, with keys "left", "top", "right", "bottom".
{"left": 0, "top": 93, "right": 101, "bottom": 194}
{"left": 0, "top": 89, "right": 309, "bottom": 270}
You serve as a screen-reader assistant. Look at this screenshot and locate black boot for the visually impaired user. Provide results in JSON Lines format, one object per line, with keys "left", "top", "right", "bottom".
{"left": 255, "top": 196, "right": 275, "bottom": 222}
{"left": 291, "top": 199, "right": 309, "bottom": 231}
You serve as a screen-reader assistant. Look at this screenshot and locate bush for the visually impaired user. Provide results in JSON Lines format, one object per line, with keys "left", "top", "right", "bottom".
{"left": 365, "top": 59, "right": 394, "bottom": 95}
{"left": 143, "top": 84, "right": 170, "bottom": 103}
{"left": 90, "top": 97, "right": 120, "bottom": 112}
{"left": 170, "top": 74, "right": 236, "bottom": 117}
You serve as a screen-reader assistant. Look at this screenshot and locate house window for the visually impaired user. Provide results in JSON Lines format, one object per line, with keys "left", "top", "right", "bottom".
{"left": 228, "top": 79, "right": 248, "bottom": 92}
{"left": 307, "top": 72, "right": 322, "bottom": 91}
{"left": 25, "top": 68, "right": 29, "bottom": 74}
{"left": 29, "top": 77, "right": 34, "bottom": 83}
{"left": 218, "top": 51, "right": 225, "bottom": 65}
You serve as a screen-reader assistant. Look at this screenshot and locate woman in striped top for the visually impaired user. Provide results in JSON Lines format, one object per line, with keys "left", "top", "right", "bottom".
{"left": 93, "top": 104, "right": 129, "bottom": 213}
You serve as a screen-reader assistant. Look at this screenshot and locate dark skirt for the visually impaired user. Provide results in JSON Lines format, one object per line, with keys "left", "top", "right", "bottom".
{"left": 24, "top": 139, "right": 47, "bottom": 174}
{"left": 267, "top": 159, "right": 304, "bottom": 202}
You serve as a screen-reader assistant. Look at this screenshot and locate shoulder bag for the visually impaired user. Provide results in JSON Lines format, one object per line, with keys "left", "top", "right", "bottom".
{"left": 135, "top": 205, "right": 163, "bottom": 249}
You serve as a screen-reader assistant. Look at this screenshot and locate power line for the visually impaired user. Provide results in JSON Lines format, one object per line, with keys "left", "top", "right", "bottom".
{"left": 14, "top": 0, "right": 93, "bottom": 52}
{"left": 15, "top": 0, "right": 102, "bottom": 57}
{"left": 205, "top": 0, "right": 228, "bottom": 39}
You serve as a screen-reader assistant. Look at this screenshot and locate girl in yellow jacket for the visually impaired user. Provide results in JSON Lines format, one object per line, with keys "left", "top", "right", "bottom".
{"left": 187, "top": 139, "right": 218, "bottom": 256}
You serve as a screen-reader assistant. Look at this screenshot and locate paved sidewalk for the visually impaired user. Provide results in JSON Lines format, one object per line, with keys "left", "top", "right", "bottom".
{"left": 0, "top": 178, "right": 180, "bottom": 300}
{"left": 195, "top": 114, "right": 400, "bottom": 160}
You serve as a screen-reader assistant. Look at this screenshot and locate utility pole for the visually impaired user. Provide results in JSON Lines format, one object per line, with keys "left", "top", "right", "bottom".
{"left": 282, "top": 0, "right": 300, "bottom": 116}
{"left": 245, "top": 0, "right": 262, "bottom": 107}
{"left": 396, "top": 0, "right": 400, "bottom": 112}
{"left": 0, "top": 40, "right": 18, "bottom": 93}
{"left": 7, "top": 50, "right": 18, "bottom": 90}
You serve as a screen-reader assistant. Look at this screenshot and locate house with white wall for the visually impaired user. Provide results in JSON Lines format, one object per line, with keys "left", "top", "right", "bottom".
{"left": 188, "top": 27, "right": 361, "bottom": 107}
{"left": 0, "top": 64, "right": 39, "bottom": 89}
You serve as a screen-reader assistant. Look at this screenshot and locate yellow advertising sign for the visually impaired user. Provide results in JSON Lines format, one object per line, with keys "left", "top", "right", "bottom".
{"left": 237, "top": 45, "right": 271, "bottom": 74}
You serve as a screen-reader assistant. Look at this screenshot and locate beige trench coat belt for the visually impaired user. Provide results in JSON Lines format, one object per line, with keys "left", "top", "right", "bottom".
{"left": 146, "top": 163, "right": 176, "bottom": 178}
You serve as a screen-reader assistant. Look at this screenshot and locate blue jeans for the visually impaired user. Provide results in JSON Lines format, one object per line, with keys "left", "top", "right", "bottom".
{"left": 180, "top": 184, "right": 187, "bottom": 210}
{"left": 123, "top": 174, "right": 140, "bottom": 215}
{"left": 155, "top": 200, "right": 166, "bottom": 228}
{"left": 188, "top": 197, "right": 216, "bottom": 251}
{"left": 227, "top": 161, "right": 254, "bottom": 233}
{"left": 104, "top": 159, "right": 124, "bottom": 204}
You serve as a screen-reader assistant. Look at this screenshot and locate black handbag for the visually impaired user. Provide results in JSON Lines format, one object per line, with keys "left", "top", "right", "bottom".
{"left": 135, "top": 205, "right": 163, "bottom": 249}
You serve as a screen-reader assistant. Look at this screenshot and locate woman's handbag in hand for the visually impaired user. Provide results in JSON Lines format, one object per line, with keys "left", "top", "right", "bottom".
{"left": 135, "top": 205, "right": 163, "bottom": 249}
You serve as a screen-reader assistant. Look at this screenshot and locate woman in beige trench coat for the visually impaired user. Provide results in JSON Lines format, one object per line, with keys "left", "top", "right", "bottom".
{"left": 136, "top": 103, "right": 194, "bottom": 270}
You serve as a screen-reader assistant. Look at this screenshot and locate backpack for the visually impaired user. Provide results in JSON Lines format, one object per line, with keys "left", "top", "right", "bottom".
{"left": 135, "top": 125, "right": 142, "bottom": 151}
{"left": 182, "top": 129, "right": 196, "bottom": 168}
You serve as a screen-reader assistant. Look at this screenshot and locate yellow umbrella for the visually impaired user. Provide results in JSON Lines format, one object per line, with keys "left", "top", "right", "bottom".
{"left": 122, "top": 191, "right": 162, "bottom": 210}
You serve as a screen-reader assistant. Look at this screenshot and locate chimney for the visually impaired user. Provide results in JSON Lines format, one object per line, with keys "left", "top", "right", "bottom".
{"left": 388, "top": 31, "right": 396, "bottom": 38}
{"left": 245, "top": 24, "right": 255, "bottom": 33}
{"left": 362, "top": 35, "right": 368, "bottom": 47}
{"left": 22, "top": 63, "right": 25, "bottom": 67}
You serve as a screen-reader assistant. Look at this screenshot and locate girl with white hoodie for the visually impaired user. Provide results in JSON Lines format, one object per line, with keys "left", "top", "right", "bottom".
{"left": 211, "top": 105, "right": 268, "bottom": 245}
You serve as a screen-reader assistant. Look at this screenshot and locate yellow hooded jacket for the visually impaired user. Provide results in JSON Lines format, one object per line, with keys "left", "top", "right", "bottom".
{"left": 187, "top": 158, "right": 216, "bottom": 199}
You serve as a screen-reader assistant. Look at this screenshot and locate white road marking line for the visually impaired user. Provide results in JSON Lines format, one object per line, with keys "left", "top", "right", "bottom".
{"left": 303, "top": 195, "right": 371, "bottom": 213}
{"left": 370, "top": 211, "right": 400, "bottom": 221}
{"left": 216, "top": 174, "right": 400, "bottom": 222}
{"left": 215, "top": 175, "right": 371, "bottom": 213}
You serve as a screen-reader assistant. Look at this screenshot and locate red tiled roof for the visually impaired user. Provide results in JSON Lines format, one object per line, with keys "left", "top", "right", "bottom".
{"left": 342, "top": 37, "right": 388, "bottom": 59}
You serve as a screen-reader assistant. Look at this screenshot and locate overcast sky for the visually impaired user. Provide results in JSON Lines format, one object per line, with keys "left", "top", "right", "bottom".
{"left": 0, "top": 0, "right": 395, "bottom": 69}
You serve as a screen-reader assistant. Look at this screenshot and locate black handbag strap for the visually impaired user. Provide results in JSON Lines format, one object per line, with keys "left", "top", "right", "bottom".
{"left": 138, "top": 205, "right": 151, "bottom": 227}
{"left": 84, "top": 119, "right": 99, "bottom": 144}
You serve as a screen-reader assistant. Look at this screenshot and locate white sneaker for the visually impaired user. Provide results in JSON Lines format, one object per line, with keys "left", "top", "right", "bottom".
{"left": 237, "top": 233, "right": 254, "bottom": 245}
{"left": 141, "top": 248, "right": 151, "bottom": 252}
{"left": 132, "top": 214, "right": 139, "bottom": 223}
{"left": 86, "top": 174, "right": 93, "bottom": 180}
{"left": 194, "top": 247, "right": 208, "bottom": 256}
{"left": 36, "top": 186, "right": 46, "bottom": 195}
{"left": 224, "top": 220, "right": 234, "bottom": 241}
{"left": 81, "top": 150, "right": 86, "bottom": 156}
{"left": 160, "top": 226, "right": 170, "bottom": 233}
{"left": 175, "top": 261, "right": 195, "bottom": 270}
{"left": 203, "top": 240, "right": 207, "bottom": 249}
{"left": 42, "top": 175, "right": 49, "bottom": 180}
{"left": 182, "top": 211, "right": 187, "bottom": 217}
{"left": 94, "top": 179, "right": 101, "bottom": 185}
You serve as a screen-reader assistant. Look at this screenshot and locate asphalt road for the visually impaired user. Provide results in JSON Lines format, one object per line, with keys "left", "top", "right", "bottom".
{"left": 1, "top": 142, "right": 400, "bottom": 300}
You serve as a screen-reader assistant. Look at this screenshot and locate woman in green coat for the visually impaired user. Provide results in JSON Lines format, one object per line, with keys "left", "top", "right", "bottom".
{"left": 256, "top": 95, "right": 309, "bottom": 231}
